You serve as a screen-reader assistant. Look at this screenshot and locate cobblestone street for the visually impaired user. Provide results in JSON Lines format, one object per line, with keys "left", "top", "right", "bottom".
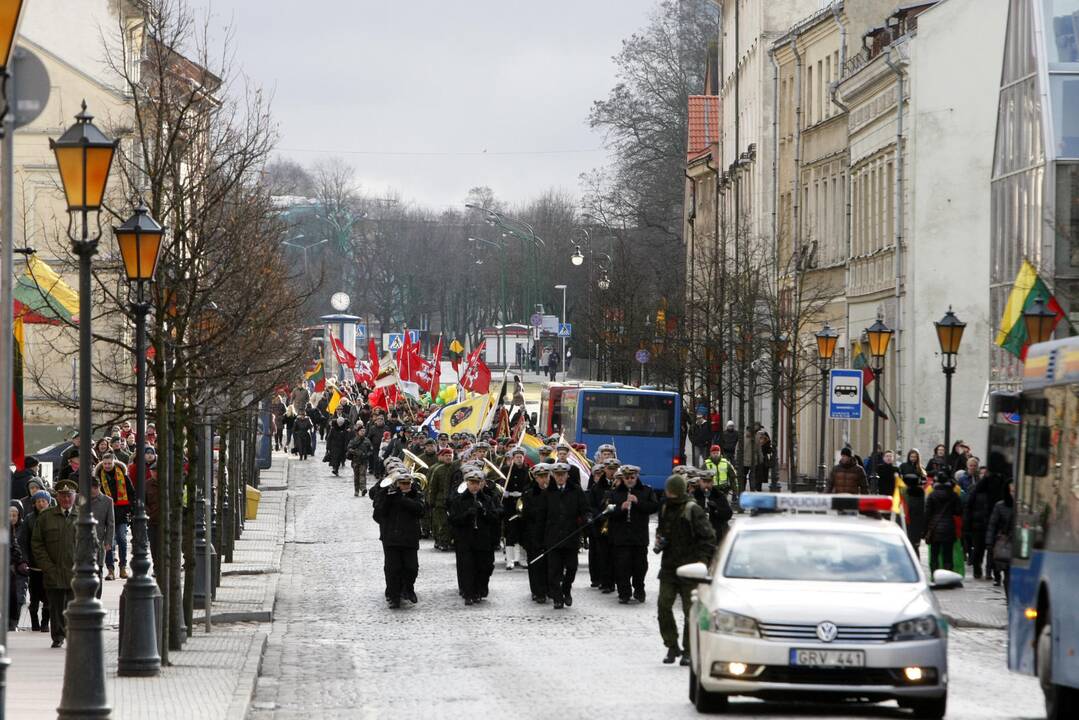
{"left": 247, "top": 460, "right": 1044, "bottom": 720}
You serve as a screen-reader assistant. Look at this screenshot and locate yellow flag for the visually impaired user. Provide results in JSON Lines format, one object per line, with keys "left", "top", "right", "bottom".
{"left": 450, "top": 339, "right": 464, "bottom": 354}
{"left": 440, "top": 394, "right": 490, "bottom": 435}
{"left": 326, "top": 388, "right": 341, "bottom": 414}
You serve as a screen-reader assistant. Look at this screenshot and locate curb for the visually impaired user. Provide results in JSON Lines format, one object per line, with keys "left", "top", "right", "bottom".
{"left": 943, "top": 613, "right": 1006, "bottom": 630}
{"left": 225, "top": 630, "right": 270, "bottom": 720}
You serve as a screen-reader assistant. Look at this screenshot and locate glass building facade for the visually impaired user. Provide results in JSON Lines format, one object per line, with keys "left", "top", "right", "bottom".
{"left": 991, "top": 0, "right": 1079, "bottom": 385}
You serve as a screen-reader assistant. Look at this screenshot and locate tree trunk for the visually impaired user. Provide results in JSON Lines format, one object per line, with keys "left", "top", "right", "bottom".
{"left": 182, "top": 410, "right": 197, "bottom": 635}
{"left": 168, "top": 394, "right": 186, "bottom": 650}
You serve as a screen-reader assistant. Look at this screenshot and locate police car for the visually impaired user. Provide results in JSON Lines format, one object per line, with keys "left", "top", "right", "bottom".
{"left": 678, "top": 493, "right": 960, "bottom": 718}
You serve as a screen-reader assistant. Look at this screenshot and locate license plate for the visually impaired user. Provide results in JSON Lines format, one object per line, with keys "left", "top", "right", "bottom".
{"left": 789, "top": 649, "right": 866, "bottom": 667}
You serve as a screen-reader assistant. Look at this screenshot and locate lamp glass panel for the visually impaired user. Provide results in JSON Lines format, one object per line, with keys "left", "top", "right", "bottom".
{"left": 867, "top": 328, "right": 893, "bottom": 359}
{"left": 53, "top": 144, "right": 115, "bottom": 210}
{"left": 0, "top": 0, "right": 23, "bottom": 68}
{"left": 117, "top": 231, "right": 163, "bottom": 281}
{"left": 82, "top": 145, "right": 116, "bottom": 208}
{"left": 936, "top": 323, "right": 965, "bottom": 354}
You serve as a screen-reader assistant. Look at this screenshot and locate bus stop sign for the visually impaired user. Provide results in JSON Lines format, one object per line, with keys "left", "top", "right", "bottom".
{"left": 828, "top": 369, "right": 863, "bottom": 420}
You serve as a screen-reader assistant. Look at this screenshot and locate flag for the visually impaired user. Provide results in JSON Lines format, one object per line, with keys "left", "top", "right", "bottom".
{"left": 558, "top": 432, "right": 592, "bottom": 477}
{"left": 996, "top": 259, "right": 1065, "bottom": 358}
{"left": 460, "top": 341, "right": 491, "bottom": 394}
{"left": 11, "top": 317, "right": 25, "bottom": 471}
{"left": 481, "top": 372, "right": 510, "bottom": 435}
{"left": 518, "top": 432, "right": 552, "bottom": 466}
{"left": 326, "top": 388, "right": 342, "bottom": 414}
{"left": 374, "top": 353, "right": 399, "bottom": 388}
{"left": 440, "top": 394, "right": 492, "bottom": 436}
{"left": 329, "top": 332, "right": 357, "bottom": 369}
{"left": 851, "top": 342, "right": 888, "bottom": 420}
{"left": 430, "top": 336, "right": 444, "bottom": 397}
{"left": 14, "top": 254, "right": 79, "bottom": 325}
{"left": 368, "top": 339, "right": 380, "bottom": 376}
{"left": 304, "top": 360, "right": 326, "bottom": 393}
{"left": 353, "top": 361, "right": 375, "bottom": 388}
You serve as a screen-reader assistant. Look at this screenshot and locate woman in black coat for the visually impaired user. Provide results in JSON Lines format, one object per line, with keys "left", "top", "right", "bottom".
{"left": 924, "top": 476, "right": 962, "bottom": 573}
{"left": 8, "top": 501, "right": 29, "bottom": 631}
{"left": 292, "top": 412, "right": 314, "bottom": 461}
{"left": 986, "top": 483, "right": 1015, "bottom": 592}
{"left": 324, "top": 416, "right": 351, "bottom": 476}
{"left": 899, "top": 449, "right": 928, "bottom": 557}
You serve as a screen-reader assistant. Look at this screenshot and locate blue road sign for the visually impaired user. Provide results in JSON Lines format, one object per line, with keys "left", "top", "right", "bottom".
{"left": 356, "top": 323, "right": 367, "bottom": 339}
{"left": 530, "top": 312, "right": 543, "bottom": 328}
{"left": 635, "top": 349, "right": 651, "bottom": 364}
{"left": 557, "top": 323, "right": 572, "bottom": 338}
{"left": 408, "top": 330, "right": 420, "bottom": 343}
{"left": 387, "top": 333, "right": 404, "bottom": 351}
{"left": 828, "top": 369, "right": 863, "bottom": 420}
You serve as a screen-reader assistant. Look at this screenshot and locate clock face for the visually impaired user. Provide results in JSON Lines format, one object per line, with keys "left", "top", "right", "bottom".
{"left": 330, "top": 292, "right": 350, "bottom": 312}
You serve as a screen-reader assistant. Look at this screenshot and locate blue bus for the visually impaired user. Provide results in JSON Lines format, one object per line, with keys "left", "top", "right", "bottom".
{"left": 558, "top": 385, "right": 681, "bottom": 490}
{"left": 988, "top": 336, "right": 1079, "bottom": 720}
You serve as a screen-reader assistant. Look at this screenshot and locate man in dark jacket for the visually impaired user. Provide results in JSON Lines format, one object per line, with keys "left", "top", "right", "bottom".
{"left": 372, "top": 472, "right": 425, "bottom": 608}
{"left": 31, "top": 478, "right": 79, "bottom": 647}
{"left": 719, "top": 421, "right": 739, "bottom": 461}
{"left": 521, "top": 464, "right": 551, "bottom": 602}
{"left": 449, "top": 468, "right": 502, "bottom": 605}
{"left": 656, "top": 474, "right": 716, "bottom": 665}
{"left": 10, "top": 456, "right": 40, "bottom": 501}
{"left": 325, "top": 415, "right": 351, "bottom": 476}
{"left": 827, "top": 448, "right": 868, "bottom": 494}
{"left": 346, "top": 426, "right": 373, "bottom": 497}
{"left": 607, "top": 465, "right": 658, "bottom": 604}
{"left": 538, "top": 462, "right": 590, "bottom": 609}
{"left": 692, "top": 469, "right": 734, "bottom": 543}
{"left": 587, "top": 459, "right": 616, "bottom": 592}
{"left": 964, "top": 471, "right": 996, "bottom": 579}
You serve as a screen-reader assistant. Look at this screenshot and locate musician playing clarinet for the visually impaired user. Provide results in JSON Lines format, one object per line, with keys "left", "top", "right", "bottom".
{"left": 607, "top": 464, "right": 659, "bottom": 604}
{"left": 449, "top": 468, "right": 502, "bottom": 606}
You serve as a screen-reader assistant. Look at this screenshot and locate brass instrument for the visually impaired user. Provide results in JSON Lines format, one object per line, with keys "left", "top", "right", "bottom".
{"left": 404, "top": 449, "right": 429, "bottom": 471}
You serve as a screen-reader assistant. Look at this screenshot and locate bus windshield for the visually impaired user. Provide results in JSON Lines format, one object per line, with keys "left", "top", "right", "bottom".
{"left": 581, "top": 392, "right": 675, "bottom": 437}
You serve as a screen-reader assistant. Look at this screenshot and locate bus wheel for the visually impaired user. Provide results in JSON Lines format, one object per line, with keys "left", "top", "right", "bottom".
{"left": 1038, "top": 623, "right": 1079, "bottom": 720}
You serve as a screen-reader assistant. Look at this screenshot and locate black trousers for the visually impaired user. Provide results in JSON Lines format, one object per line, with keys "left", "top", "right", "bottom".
{"left": 970, "top": 534, "right": 988, "bottom": 577}
{"left": 45, "top": 588, "right": 73, "bottom": 644}
{"left": 382, "top": 544, "right": 418, "bottom": 601}
{"left": 456, "top": 547, "right": 495, "bottom": 599}
{"left": 588, "top": 532, "right": 613, "bottom": 587}
{"left": 524, "top": 543, "right": 548, "bottom": 597}
{"left": 503, "top": 514, "right": 522, "bottom": 546}
{"left": 547, "top": 546, "right": 578, "bottom": 603}
{"left": 613, "top": 545, "right": 648, "bottom": 599}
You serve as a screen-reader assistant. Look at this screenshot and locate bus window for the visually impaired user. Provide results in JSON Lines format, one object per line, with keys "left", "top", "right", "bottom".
{"left": 581, "top": 393, "right": 674, "bottom": 437}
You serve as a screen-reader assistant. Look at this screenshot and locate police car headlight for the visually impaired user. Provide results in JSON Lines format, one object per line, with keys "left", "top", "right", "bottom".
{"left": 711, "top": 610, "right": 760, "bottom": 637}
{"left": 891, "top": 615, "right": 940, "bottom": 641}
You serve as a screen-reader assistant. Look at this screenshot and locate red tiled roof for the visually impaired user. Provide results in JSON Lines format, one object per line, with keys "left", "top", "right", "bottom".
{"left": 687, "top": 95, "right": 720, "bottom": 161}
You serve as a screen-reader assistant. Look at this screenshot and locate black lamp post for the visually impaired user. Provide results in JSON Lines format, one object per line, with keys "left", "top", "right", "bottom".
{"left": 815, "top": 323, "right": 839, "bottom": 493}
{"left": 1023, "top": 297, "right": 1058, "bottom": 346}
{"left": 771, "top": 333, "right": 789, "bottom": 492}
{"left": 115, "top": 204, "right": 165, "bottom": 676}
{"left": 934, "top": 307, "right": 965, "bottom": 453}
{"left": 865, "top": 312, "right": 894, "bottom": 495}
{"left": 50, "top": 101, "right": 118, "bottom": 718}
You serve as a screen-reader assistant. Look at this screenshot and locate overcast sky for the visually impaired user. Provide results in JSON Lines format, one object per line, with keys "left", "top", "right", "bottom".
{"left": 192, "top": 0, "right": 658, "bottom": 211}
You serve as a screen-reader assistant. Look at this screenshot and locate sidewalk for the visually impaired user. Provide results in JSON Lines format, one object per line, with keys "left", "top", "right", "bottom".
{"left": 921, "top": 553, "right": 1009, "bottom": 630}
{"left": 6, "top": 452, "right": 291, "bottom": 720}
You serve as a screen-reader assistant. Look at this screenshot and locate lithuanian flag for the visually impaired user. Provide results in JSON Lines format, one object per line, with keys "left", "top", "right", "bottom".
{"left": 304, "top": 360, "right": 326, "bottom": 393}
{"left": 14, "top": 255, "right": 78, "bottom": 324}
{"left": 518, "top": 432, "right": 553, "bottom": 467}
{"left": 326, "top": 387, "right": 341, "bottom": 414}
{"left": 995, "top": 259, "right": 1064, "bottom": 358}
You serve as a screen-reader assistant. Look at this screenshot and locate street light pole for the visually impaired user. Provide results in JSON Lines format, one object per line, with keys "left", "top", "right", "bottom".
{"left": 51, "top": 103, "right": 118, "bottom": 718}
{"left": 815, "top": 323, "right": 838, "bottom": 493}
{"left": 115, "top": 205, "right": 165, "bottom": 676}
{"left": 555, "top": 284, "right": 567, "bottom": 381}
{"left": 865, "top": 313, "right": 894, "bottom": 496}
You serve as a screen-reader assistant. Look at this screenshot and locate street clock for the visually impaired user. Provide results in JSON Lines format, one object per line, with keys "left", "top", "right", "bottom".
{"left": 330, "top": 292, "right": 350, "bottom": 312}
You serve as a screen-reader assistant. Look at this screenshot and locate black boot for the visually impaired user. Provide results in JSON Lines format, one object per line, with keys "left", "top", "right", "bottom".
{"left": 29, "top": 606, "right": 39, "bottom": 632}
{"left": 663, "top": 646, "right": 680, "bottom": 664}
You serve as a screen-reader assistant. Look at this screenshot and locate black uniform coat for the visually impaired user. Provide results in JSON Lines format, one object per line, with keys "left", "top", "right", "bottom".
{"left": 372, "top": 486, "right": 425, "bottom": 548}
{"left": 607, "top": 484, "right": 659, "bottom": 546}
{"left": 692, "top": 486, "right": 734, "bottom": 540}
{"left": 521, "top": 483, "right": 548, "bottom": 550}
{"left": 448, "top": 489, "right": 501, "bottom": 551}
{"left": 325, "top": 421, "right": 351, "bottom": 466}
{"left": 538, "top": 481, "right": 590, "bottom": 548}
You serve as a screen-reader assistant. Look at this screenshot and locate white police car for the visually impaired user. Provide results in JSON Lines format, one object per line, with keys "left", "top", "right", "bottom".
{"left": 678, "top": 493, "right": 961, "bottom": 717}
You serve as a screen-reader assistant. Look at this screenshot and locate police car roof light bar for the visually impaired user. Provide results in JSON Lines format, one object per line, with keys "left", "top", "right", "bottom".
{"left": 738, "top": 492, "right": 895, "bottom": 516}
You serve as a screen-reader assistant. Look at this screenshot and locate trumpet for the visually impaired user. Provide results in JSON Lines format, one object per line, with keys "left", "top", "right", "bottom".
{"left": 404, "top": 449, "right": 429, "bottom": 471}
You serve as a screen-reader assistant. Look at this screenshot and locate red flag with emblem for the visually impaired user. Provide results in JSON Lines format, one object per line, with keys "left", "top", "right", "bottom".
{"left": 459, "top": 341, "right": 491, "bottom": 394}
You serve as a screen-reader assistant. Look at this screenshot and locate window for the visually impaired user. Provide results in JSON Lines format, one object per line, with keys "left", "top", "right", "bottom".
{"left": 1044, "top": 0, "right": 1079, "bottom": 68}
{"left": 724, "top": 530, "right": 919, "bottom": 583}
{"left": 581, "top": 392, "right": 675, "bottom": 437}
{"left": 817, "top": 60, "right": 824, "bottom": 123}
{"left": 1051, "top": 74, "right": 1079, "bottom": 157}
{"left": 806, "top": 65, "right": 813, "bottom": 128}
{"left": 886, "top": 161, "right": 895, "bottom": 246}
{"left": 824, "top": 56, "right": 831, "bottom": 119}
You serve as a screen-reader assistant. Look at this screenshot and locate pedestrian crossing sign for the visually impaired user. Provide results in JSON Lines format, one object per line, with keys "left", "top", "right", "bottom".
{"left": 558, "top": 323, "right": 572, "bottom": 337}
{"left": 387, "top": 333, "right": 404, "bottom": 351}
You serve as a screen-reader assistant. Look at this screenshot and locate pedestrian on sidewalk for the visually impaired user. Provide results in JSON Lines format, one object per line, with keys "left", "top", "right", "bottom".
{"left": 924, "top": 472, "right": 962, "bottom": 573}
{"left": 689, "top": 416, "right": 711, "bottom": 467}
{"left": 31, "top": 479, "right": 79, "bottom": 647}
{"left": 282, "top": 405, "right": 297, "bottom": 452}
{"left": 925, "top": 443, "right": 949, "bottom": 479}
{"left": 449, "top": 468, "right": 501, "bottom": 605}
{"left": 547, "top": 348, "right": 559, "bottom": 382}
{"left": 986, "top": 481, "right": 1014, "bottom": 594}
{"left": 88, "top": 478, "right": 115, "bottom": 599}
{"left": 900, "top": 449, "right": 928, "bottom": 558}
{"left": 965, "top": 466, "right": 997, "bottom": 580}
{"left": 293, "top": 411, "right": 314, "bottom": 461}
{"left": 271, "top": 393, "right": 287, "bottom": 451}
{"left": 373, "top": 472, "right": 425, "bottom": 609}
{"left": 326, "top": 415, "right": 351, "bottom": 476}
{"left": 9, "top": 501, "right": 29, "bottom": 631}
{"left": 21, "top": 490, "right": 51, "bottom": 633}
{"left": 827, "top": 448, "right": 868, "bottom": 494}
{"left": 96, "top": 453, "right": 134, "bottom": 580}
{"left": 656, "top": 473, "right": 716, "bottom": 666}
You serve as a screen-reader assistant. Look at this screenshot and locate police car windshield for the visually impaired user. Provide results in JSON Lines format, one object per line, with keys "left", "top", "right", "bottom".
{"left": 723, "top": 530, "right": 918, "bottom": 583}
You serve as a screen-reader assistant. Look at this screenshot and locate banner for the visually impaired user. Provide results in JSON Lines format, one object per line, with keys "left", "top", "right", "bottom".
{"left": 329, "top": 332, "right": 357, "bottom": 369}
{"left": 439, "top": 394, "right": 492, "bottom": 436}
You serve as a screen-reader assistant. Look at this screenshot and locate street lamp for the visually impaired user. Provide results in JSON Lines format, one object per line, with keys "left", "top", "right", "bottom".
{"left": 815, "top": 323, "right": 839, "bottom": 493}
{"left": 114, "top": 204, "right": 164, "bottom": 677}
{"left": 1023, "top": 297, "right": 1057, "bottom": 346}
{"left": 597, "top": 271, "right": 610, "bottom": 291}
{"left": 554, "top": 284, "right": 568, "bottom": 380}
{"left": 864, "top": 312, "right": 894, "bottom": 495}
{"left": 934, "top": 307, "right": 966, "bottom": 452}
{"left": 571, "top": 245, "right": 584, "bottom": 266}
{"left": 50, "top": 101, "right": 118, "bottom": 718}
